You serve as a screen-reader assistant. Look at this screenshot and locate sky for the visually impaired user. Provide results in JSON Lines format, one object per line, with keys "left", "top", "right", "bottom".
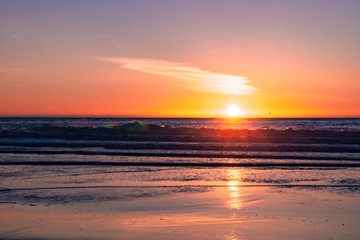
{"left": 1, "top": 0, "right": 359, "bottom": 117}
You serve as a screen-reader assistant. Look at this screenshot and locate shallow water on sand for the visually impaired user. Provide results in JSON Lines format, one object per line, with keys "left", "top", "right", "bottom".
{"left": 1, "top": 162, "right": 360, "bottom": 240}
{"left": 1, "top": 186, "right": 360, "bottom": 240}
{"left": 1, "top": 118, "right": 359, "bottom": 239}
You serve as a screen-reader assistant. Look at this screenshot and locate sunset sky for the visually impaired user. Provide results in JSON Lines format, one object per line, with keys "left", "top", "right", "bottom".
{"left": 1, "top": 0, "right": 359, "bottom": 117}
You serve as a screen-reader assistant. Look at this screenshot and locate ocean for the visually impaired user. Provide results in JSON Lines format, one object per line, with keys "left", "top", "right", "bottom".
{"left": 1, "top": 118, "right": 360, "bottom": 239}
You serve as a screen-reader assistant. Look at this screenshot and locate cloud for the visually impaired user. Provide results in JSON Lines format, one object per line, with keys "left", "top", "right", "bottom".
{"left": 99, "top": 57, "right": 259, "bottom": 95}
{"left": 78, "top": 34, "right": 111, "bottom": 41}
{"left": 283, "top": 93, "right": 349, "bottom": 101}
{"left": 0, "top": 67, "right": 40, "bottom": 74}
{"left": 12, "top": 34, "right": 21, "bottom": 40}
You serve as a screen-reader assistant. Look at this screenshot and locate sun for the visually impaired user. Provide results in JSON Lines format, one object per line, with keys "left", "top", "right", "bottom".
{"left": 225, "top": 104, "right": 243, "bottom": 118}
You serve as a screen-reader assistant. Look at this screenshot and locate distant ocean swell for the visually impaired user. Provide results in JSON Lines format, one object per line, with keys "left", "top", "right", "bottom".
{"left": 1, "top": 120, "right": 359, "bottom": 167}
{"left": 1, "top": 120, "right": 360, "bottom": 143}
{"left": 1, "top": 160, "right": 360, "bottom": 168}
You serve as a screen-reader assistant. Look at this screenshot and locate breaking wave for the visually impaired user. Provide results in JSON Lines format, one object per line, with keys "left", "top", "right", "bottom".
{"left": 1, "top": 120, "right": 360, "bottom": 144}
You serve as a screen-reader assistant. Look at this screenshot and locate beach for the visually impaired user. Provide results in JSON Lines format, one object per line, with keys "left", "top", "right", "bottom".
{"left": 1, "top": 164, "right": 360, "bottom": 240}
{"left": 0, "top": 118, "right": 360, "bottom": 239}
{"left": 2, "top": 0, "right": 360, "bottom": 239}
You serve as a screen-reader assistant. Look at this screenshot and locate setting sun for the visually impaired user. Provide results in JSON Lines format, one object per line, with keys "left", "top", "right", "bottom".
{"left": 1, "top": 1, "right": 360, "bottom": 240}
{"left": 225, "top": 104, "right": 244, "bottom": 118}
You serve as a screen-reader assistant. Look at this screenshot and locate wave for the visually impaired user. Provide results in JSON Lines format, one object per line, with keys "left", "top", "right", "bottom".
{"left": 1, "top": 148, "right": 359, "bottom": 161}
{"left": 2, "top": 184, "right": 360, "bottom": 193}
{"left": 1, "top": 160, "right": 360, "bottom": 167}
{"left": 1, "top": 120, "right": 360, "bottom": 144}
{"left": 1, "top": 139, "right": 359, "bottom": 152}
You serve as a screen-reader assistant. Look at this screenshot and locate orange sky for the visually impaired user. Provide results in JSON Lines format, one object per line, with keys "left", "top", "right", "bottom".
{"left": 1, "top": 1, "right": 359, "bottom": 117}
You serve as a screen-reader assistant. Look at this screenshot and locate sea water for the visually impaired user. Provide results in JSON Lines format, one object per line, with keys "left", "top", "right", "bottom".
{"left": 0, "top": 118, "right": 360, "bottom": 239}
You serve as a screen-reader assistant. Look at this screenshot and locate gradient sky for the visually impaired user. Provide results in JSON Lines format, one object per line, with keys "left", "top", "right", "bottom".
{"left": 1, "top": 0, "right": 359, "bottom": 117}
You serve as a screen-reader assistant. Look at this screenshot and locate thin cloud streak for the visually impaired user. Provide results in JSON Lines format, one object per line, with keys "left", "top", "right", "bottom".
{"left": 283, "top": 93, "right": 349, "bottom": 101}
{"left": 0, "top": 67, "right": 40, "bottom": 74}
{"left": 78, "top": 34, "right": 111, "bottom": 41}
{"left": 100, "top": 57, "right": 259, "bottom": 95}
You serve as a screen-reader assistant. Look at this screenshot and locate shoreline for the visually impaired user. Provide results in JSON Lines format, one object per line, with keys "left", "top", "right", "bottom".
{"left": 1, "top": 185, "right": 359, "bottom": 240}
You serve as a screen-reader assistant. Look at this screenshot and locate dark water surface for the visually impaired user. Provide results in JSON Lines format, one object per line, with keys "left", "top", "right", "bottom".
{"left": 0, "top": 118, "right": 359, "bottom": 239}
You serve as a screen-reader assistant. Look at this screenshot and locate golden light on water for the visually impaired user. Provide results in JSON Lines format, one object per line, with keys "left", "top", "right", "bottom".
{"left": 227, "top": 169, "right": 243, "bottom": 209}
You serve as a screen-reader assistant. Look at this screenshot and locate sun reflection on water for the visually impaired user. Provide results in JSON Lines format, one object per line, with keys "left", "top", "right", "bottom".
{"left": 227, "top": 169, "right": 243, "bottom": 209}
{"left": 223, "top": 233, "right": 240, "bottom": 240}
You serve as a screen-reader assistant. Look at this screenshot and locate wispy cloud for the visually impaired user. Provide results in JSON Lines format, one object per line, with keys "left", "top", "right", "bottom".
{"left": 78, "top": 34, "right": 111, "bottom": 41}
{"left": 12, "top": 34, "right": 21, "bottom": 40}
{"left": 99, "top": 57, "right": 259, "bottom": 95}
{"left": 0, "top": 67, "right": 40, "bottom": 74}
{"left": 283, "top": 93, "right": 349, "bottom": 101}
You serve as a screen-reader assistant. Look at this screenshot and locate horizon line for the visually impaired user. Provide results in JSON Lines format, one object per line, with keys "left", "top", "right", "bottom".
{"left": 0, "top": 115, "right": 359, "bottom": 119}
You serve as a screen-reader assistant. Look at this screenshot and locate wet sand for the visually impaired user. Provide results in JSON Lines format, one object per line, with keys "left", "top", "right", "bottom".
{"left": 1, "top": 165, "right": 360, "bottom": 240}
